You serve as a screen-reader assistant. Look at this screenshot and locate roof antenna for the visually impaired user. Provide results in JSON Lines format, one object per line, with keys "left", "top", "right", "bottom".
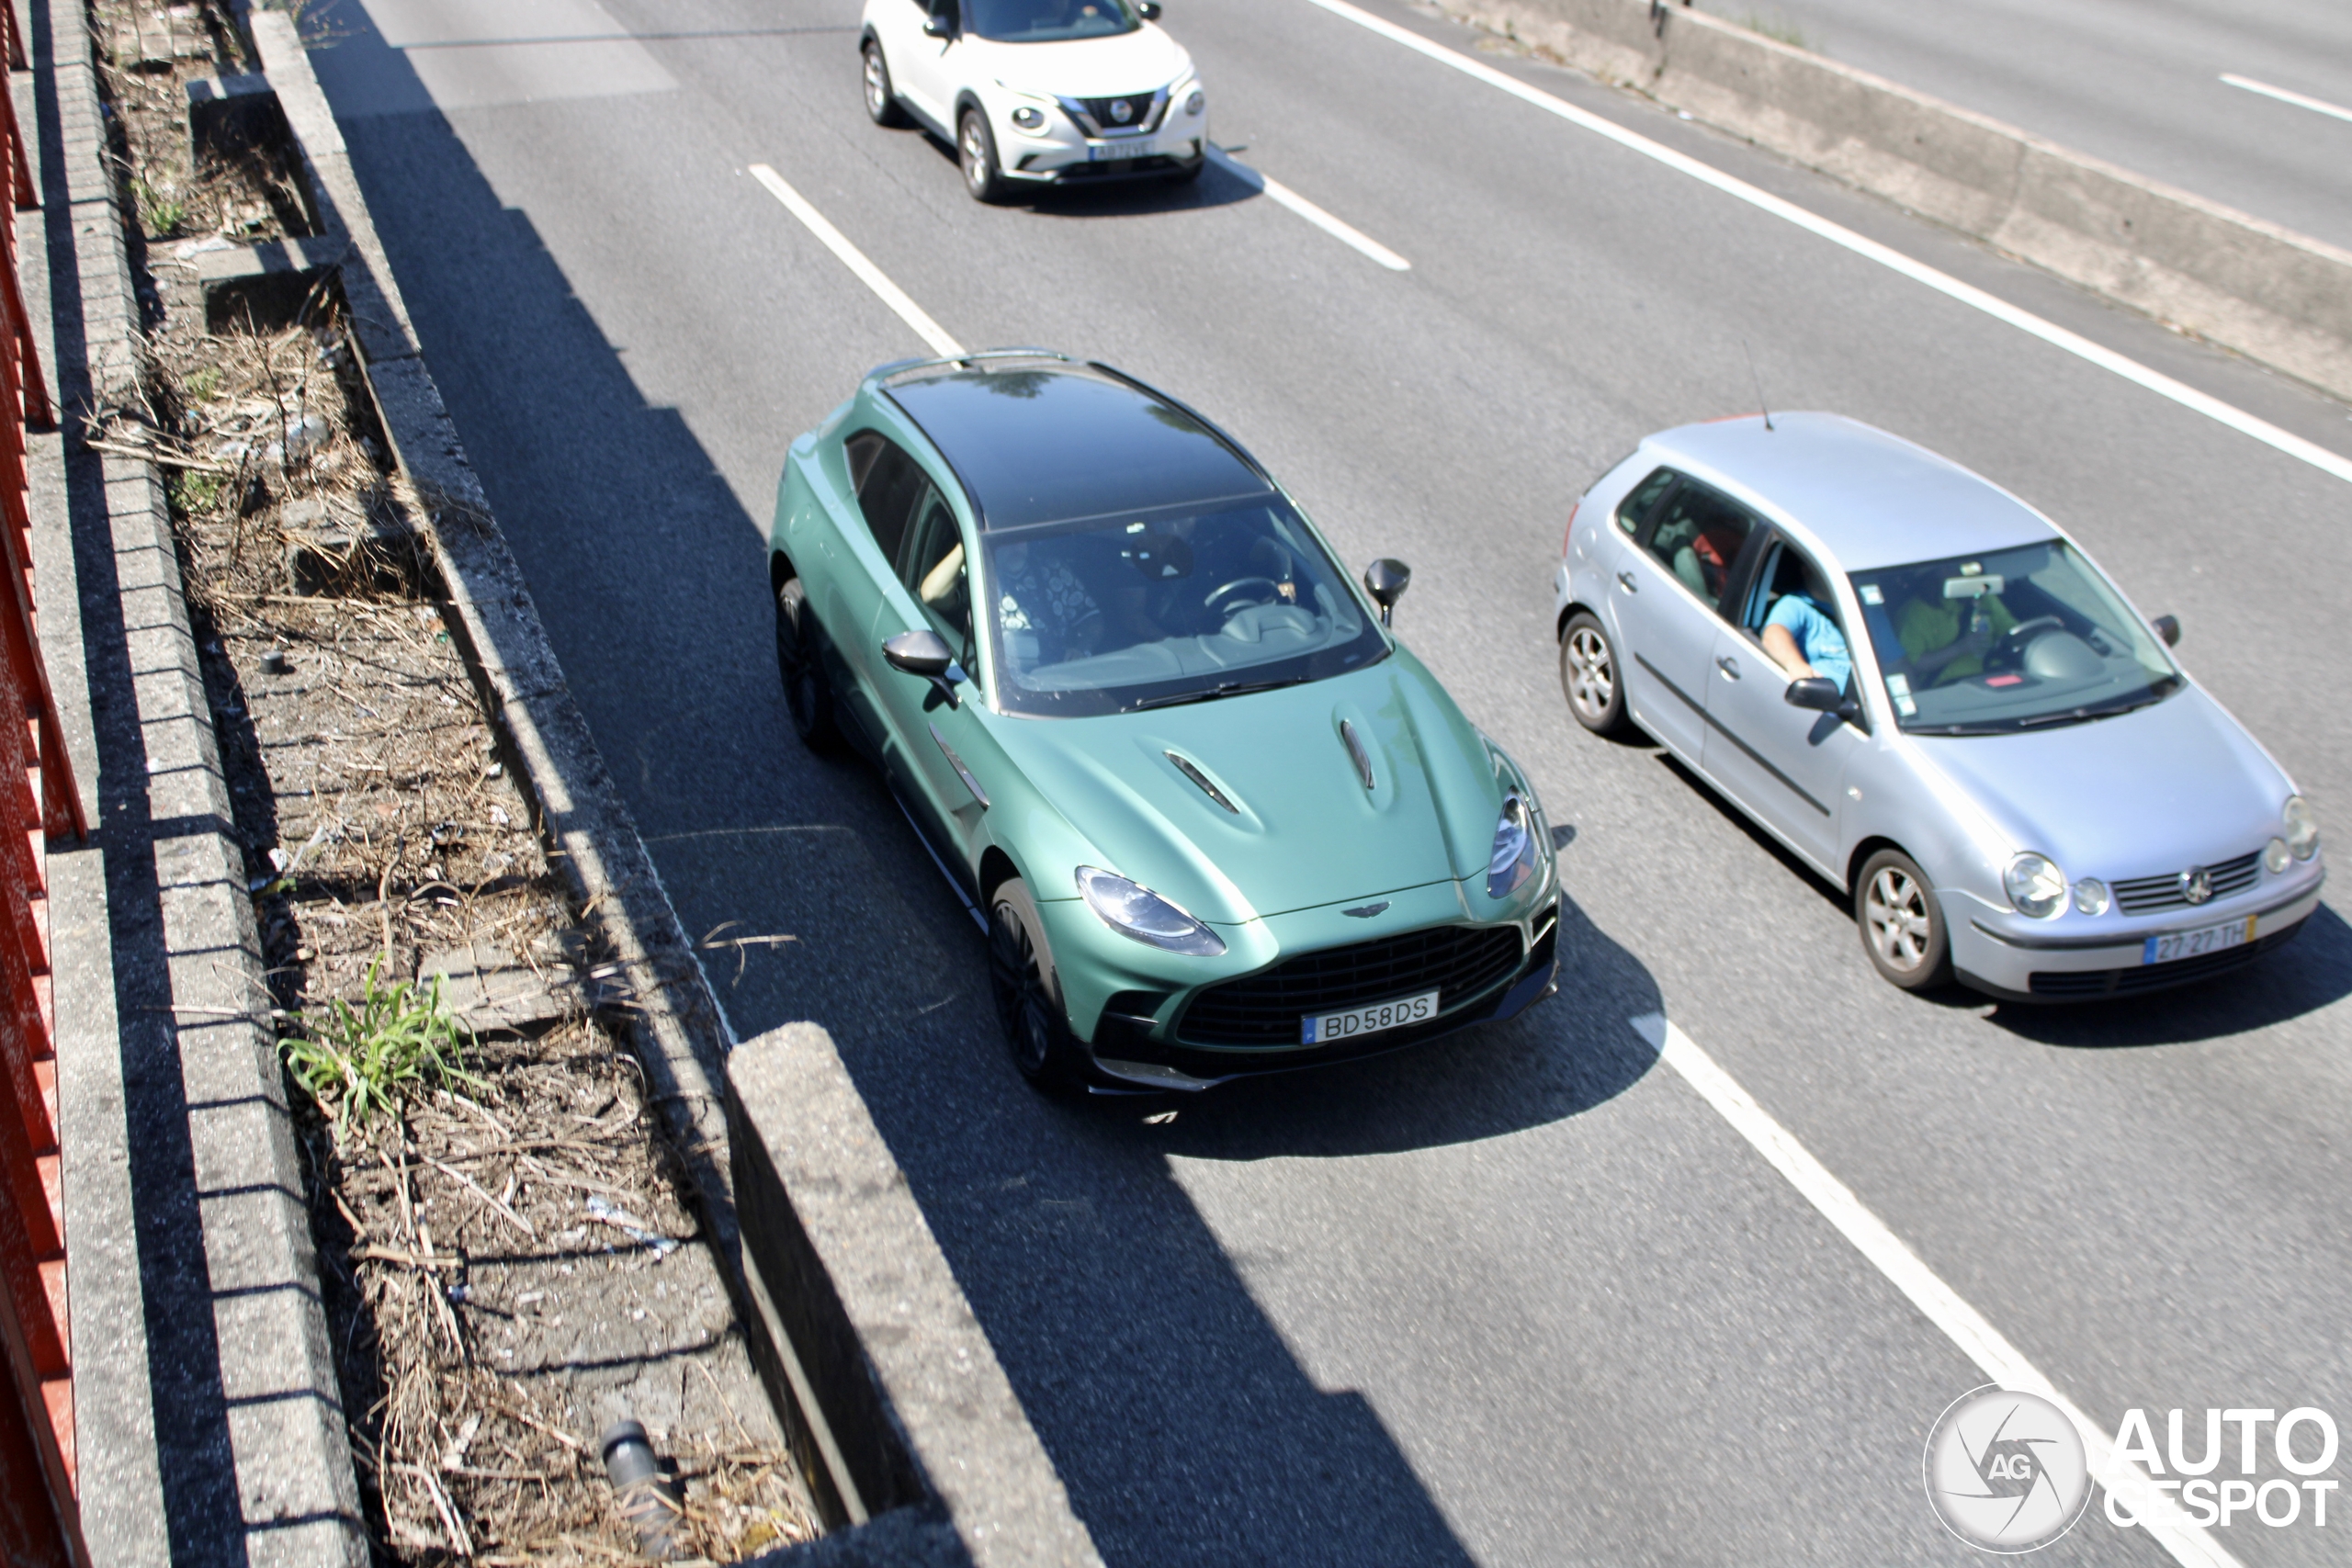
{"left": 1741, "top": 338, "right": 1775, "bottom": 432}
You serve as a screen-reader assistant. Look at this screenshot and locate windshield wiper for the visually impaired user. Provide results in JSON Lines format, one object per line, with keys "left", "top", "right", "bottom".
{"left": 1132, "top": 674, "right": 1312, "bottom": 711}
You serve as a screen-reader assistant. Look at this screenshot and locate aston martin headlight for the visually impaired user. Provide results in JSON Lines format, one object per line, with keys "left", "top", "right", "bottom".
{"left": 1011, "top": 104, "right": 1046, "bottom": 132}
{"left": 2071, "top": 876, "right": 2109, "bottom": 917}
{"left": 1075, "top": 866, "right": 1225, "bottom": 956}
{"left": 1487, "top": 794, "right": 1536, "bottom": 899}
{"left": 2004, "top": 852, "right": 2066, "bottom": 919}
{"left": 1184, "top": 87, "right": 1204, "bottom": 117}
{"left": 2284, "top": 795, "right": 2320, "bottom": 861}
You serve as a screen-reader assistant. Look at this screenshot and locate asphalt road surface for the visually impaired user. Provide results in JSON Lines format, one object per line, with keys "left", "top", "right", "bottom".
{"left": 304, "top": 0, "right": 2352, "bottom": 1562}
{"left": 1692, "top": 0, "right": 2352, "bottom": 254}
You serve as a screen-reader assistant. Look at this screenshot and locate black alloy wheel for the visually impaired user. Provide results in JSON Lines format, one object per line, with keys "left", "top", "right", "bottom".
{"left": 959, "top": 107, "right": 1006, "bottom": 203}
{"left": 1559, "top": 610, "right": 1628, "bottom": 735}
{"left": 988, "top": 878, "right": 1085, "bottom": 1090}
{"left": 774, "top": 576, "right": 839, "bottom": 750}
{"left": 862, "top": 41, "right": 908, "bottom": 127}
{"left": 1855, "top": 847, "right": 1953, "bottom": 991}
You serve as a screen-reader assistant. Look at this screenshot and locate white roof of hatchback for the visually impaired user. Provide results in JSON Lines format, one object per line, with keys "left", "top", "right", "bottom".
{"left": 1644, "top": 412, "right": 2059, "bottom": 573}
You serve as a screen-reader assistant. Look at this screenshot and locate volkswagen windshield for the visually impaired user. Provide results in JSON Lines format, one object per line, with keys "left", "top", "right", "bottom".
{"left": 1851, "top": 539, "right": 2182, "bottom": 736}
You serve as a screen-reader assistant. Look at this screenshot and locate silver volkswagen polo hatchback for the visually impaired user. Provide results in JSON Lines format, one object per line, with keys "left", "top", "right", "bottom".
{"left": 1552, "top": 412, "right": 2324, "bottom": 1001}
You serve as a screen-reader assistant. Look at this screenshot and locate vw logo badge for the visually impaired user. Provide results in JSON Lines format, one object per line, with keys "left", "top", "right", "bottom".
{"left": 2179, "top": 866, "right": 2213, "bottom": 905}
{"left": 1111, "top": 98, "right": 1134, "bottom": 123}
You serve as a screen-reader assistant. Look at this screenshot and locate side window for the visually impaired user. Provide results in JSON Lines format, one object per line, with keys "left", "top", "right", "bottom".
{"left": 900, "top": 484, "right": 973, "bottom": 659}
{"left": 852, "top": 434, "right": 926, "bottom": 570}
{"left": 1615, "top": 466, "right": 1677, "bottom": 536}
{"left": 1638, "top": 478, "right": 1758, "bottom": 609}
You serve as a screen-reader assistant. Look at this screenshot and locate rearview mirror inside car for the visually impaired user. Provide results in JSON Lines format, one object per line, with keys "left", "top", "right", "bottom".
{"left": 2153, "top": 614, "right": 2181, "bottom": 647}
{"left": 1784, "top": 676, "right": 1843, "bottom": 713}
{"left": 1363, "top": 558, "right": 1411, "bottom": 627}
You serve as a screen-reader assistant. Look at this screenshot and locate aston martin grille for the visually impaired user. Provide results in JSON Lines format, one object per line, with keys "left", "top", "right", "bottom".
{"left": 2111, "top": 850, "right": 2260, "bottom": 914}
{"left": 1178, "top": 925, "right": 1524, "bottom": 1047}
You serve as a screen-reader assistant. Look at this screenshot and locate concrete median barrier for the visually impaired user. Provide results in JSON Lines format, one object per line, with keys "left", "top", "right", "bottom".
{"left": 1443, "top": 0, "right": 2352, "bottom": 403}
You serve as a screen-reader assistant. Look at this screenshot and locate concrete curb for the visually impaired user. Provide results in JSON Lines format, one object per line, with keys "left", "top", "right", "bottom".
{"left": 1441, "top": 0, "right": 2352, "bottom": 404}
{"left": 32, "top": 0, "right": 370, "bottom": 1556}
{"left": 241, "top": 6, "right": 1105, "bottom": 1561}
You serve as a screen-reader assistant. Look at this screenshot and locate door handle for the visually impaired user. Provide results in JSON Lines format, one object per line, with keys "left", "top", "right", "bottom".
{"left": 1717, "top": 656, "right": 1740, "bottom": 680}
{"left": 1616, "top": 571, "right": 1638, "bottom": 593}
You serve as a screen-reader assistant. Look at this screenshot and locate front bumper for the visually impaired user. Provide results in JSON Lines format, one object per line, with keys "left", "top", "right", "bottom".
{"left": 1949, "top": 865, "right": 2324, "bottom": 1003}
{"left": 991, "top": 93, "right": 1206, "bottom": 184}
{"left": 1080, "top": 896, "right": 1562, "bottom": 1091}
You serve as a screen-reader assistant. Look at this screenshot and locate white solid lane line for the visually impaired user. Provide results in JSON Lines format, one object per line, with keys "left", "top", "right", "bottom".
{"left": 2220, "top": 73, "right": 2352, "bottom": 127}
{"left": 749, "top": 164, "right": 966, "bottom": 357}
{"left": 1207, "top": 145, "right": 1412, "bottom": 271}
{"left": 1300, "top": 0, "right": 2352, "bottom": 491}
{"left": 1636, "top": 1015, "right": 2240, "bottom": 1568}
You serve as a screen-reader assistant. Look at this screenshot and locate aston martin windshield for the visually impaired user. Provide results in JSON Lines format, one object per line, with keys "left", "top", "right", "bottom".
{"left": 982, "top": 494, "right": 1386, "bottom": 716}
{"left": 966, "top": 0, "right": 1139, "bottom": 43}
{"left": 1850, "top": 539, "right": 2180, "bottom": 735}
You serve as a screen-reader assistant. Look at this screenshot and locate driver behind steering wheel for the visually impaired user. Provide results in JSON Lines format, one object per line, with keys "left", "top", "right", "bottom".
{"left": 1895, "top": 567, "right": 2018, "bottom": 684}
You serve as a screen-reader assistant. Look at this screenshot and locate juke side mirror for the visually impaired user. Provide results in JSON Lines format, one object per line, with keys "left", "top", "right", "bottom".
{"left": 1363, "top": 558, "right": 1411, "bottom": 627}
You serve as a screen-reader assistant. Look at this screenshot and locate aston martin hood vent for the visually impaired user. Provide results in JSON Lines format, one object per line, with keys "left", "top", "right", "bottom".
{"left": 1165, "top": 750, "right": 1238, "bottom": 814}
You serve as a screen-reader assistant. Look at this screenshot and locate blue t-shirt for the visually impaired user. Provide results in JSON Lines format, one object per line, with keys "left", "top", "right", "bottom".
{"left": 1766, "top": 593, "right": 1851, "bottom": 691}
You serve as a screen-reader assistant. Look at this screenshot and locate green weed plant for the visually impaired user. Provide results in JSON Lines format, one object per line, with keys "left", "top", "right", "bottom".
{"left": 282, "top": 958, "right": 477, "bottom": 1134}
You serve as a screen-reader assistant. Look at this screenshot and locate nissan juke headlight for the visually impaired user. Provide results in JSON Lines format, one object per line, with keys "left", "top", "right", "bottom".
{"left": 1076, "top": 866, "right": 1226, "bottom": 956}
{"left": 1487, "top": 793, "right": 1538, "bottom": 900}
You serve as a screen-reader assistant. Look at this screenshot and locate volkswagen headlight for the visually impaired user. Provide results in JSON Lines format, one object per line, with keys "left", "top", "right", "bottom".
{"left": 1075, "top": 866, "right": 1225, "bottom": 956}
{"left": 2004, "top": 852, "right": 2066, "bottom": 919}
{"left": 2071, "top": 876, "right": 2109, "bottom": 917}
{"left": 1487, "top": 794, "right": 1537, "bottom": 899}
{"left": 2284, "top": 795, "right": 2320, "bottom": 861}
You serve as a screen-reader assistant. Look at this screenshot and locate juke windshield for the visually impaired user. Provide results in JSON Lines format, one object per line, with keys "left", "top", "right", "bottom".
{"left": 980, "top": 495, "right": 1386, "bottom": 716}
{"left": 1850, "top": 539, "right": 2181, "bottom": 736}
{"left": 965, "top": 0, "right": 1139, "bottom": 43}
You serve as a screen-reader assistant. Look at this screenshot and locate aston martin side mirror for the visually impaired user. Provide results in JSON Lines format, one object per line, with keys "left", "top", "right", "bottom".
{"left": 883, "top": 629, "right": 964, "bottom": 704}
{"left": 1363, "top": 558, "right": 1411, "bottom": 627}
{"left": 2153, "top": 614, "right": 2180, "bottom": 648}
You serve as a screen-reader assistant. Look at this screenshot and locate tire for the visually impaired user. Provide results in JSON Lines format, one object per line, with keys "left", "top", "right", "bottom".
{"left": 1559, "top": 611, "right": 1628, "bottom": 736}
{"left": 959, "top": 107, "right": 1006, "bottom": 203}
{"left": 1855, "top": 848, "right": 1952, "bottom": 991}
{"left": 987, "top": 878, "right": 1088, "bottom": 1090}
{"left": 862, "top": 40, "right": 908, "bottom": 127}
{"left": 774, "top": 576, "right": 839, "bottom": 750}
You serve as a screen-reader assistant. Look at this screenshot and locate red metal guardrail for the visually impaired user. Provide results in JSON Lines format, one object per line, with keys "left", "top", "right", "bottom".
{"left": 0, "top": 2, "right": 89, "bottom": 1561}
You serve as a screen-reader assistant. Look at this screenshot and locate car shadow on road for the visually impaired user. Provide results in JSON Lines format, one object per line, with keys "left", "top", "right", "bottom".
{"left": 304, "top": 17, "right": 1657, "bottom": 1566}
{"left": 1983, "top": 901, "right": 2352, "bottom": 1046}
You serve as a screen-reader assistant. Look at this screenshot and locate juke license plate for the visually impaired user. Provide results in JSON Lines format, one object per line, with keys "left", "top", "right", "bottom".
{"left": 2143, "top": 915, "right": 2256, "bottom": 965}
{"left": 1089, "top": 139, "right": 1158, "bottom": 160}
{"left": 1302, "top": 989, "right": 1440, "bottom": 1045}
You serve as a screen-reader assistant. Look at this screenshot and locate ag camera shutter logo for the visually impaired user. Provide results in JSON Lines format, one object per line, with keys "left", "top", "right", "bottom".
{"left": 1923, "top": 1386, "right": 2093, "bottom": 1552}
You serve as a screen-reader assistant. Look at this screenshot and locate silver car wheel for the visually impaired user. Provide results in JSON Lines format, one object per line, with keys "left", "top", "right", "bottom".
{"left": 864, "top": 51, "right": 888, "bottom": 116}
{"left": 1866, "top": 866, "right": 1932, "bottom": 972}
{"left": 1565, "top": 626, "right": 1613, "bottom": 722}
{"left": 960, "top": 115, "right": 991, "bottom": 196}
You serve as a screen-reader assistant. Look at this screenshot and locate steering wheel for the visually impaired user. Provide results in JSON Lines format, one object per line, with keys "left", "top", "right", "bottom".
{"left": 1204, "top": 576, "right": 1281, "bottom": 619}
{"left": 1983, "top": 615, "right": 2066, "bottom": 672}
